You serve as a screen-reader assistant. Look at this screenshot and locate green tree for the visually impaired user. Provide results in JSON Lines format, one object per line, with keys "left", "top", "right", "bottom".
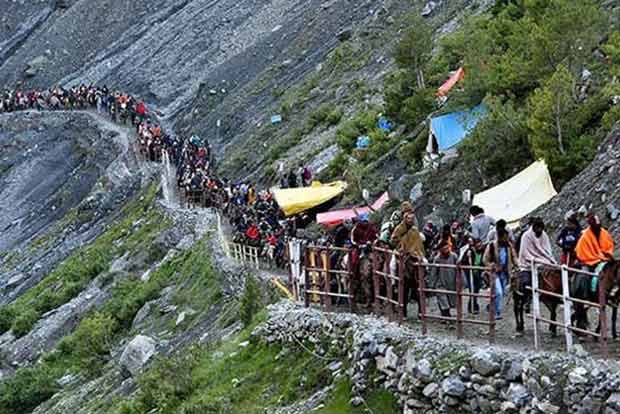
{"left": 528, "top": 65, "right": 577, "bottom": 158}
{"left": 602, "top": 31, "right": 620, "bottom": 81}
{"left": 394, "top": 14, "right": 432, "bottom": 89}
{"left": 460, "top": 96, "right": 532, "bottom": 181}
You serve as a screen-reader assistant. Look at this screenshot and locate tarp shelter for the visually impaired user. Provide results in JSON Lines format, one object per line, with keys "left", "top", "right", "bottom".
{"left": 437, "top": 67, "right": 465, "bottom": 97}
{"left": 316, "top": 192, "right": 390, "bottom": 227}
{"left": 472, "top": 160, "right": 557, "bottom": 225}
{"left": 377, "top": 116, "right": 393, "bottom": 132}
{"left": 271, "top": 114, "right": 283, "bottom": 125}
{"left": 356, "top": 135, "right": 370, "bottom": 149}
{"left": 273, "top": 181, "right": 347, "bottom": 217}
{"left": 428, "top": 104, "right": 487, "bottom": 153}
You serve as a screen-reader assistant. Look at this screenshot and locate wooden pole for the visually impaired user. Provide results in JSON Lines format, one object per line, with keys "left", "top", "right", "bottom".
{"left": 561, "top": 265, "right": 573, "bottom": 352}
{"left": 398, "top": 254, "right": 405, "bottom": 323}
{"left": 418, "top": 264, "right": 428, "bottom": 336}
{"left": 599, "top": 271, "right": 609, "bottom": 358}
{"left": 373, "top": 248, "right": 381, "bottom": 314}
{"left": 303, "top": 247, "right": 310, "bottom": 308}
{"left": 489, "top": 270, "right": 496, "bottom": 345}
{"left": 456, "top": 265, "right": 464, "bottom": 339}
{"left": 531, "top": 261, "right": 541, "bottom": 351}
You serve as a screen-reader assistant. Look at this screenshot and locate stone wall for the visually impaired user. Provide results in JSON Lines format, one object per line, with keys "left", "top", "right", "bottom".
{"left": 253, "top": 301, "right": 620, "bottom": 414}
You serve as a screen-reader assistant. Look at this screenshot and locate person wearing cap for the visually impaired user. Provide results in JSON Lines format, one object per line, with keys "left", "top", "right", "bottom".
{"left": 556, "top": 212, "right": 582, "bottom": 266}
{"left": 379, "top": 210, "right": 402, "bottom": 247}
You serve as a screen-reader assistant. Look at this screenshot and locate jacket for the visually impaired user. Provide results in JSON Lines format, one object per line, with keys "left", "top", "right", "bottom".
{"left": 391, "top": 222, "right": 426, "bottom": 258}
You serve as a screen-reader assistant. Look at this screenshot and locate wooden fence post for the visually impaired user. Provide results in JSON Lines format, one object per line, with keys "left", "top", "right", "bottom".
{"left": 531, "top": 261, "right": 541, "bottom": 351}
{"left": 599, "top": 272, "right": 609, "bottom": 358}
{"left": 561, "top": 265, "right": 573, "bottom": 352}
{"left": 347, "top": 248, "right": 354, "bottom": 313}
{"left": 373, "top": 248, "right": 381, "bottom": 314}
{"left": 397, "top": 254, "right": 405, "bottom": 323}
{"left": 418, "top": 263, "right": 427, "bottom": 336}
{"left": 488, "top": 270, "right": 496, "bottom": 345}
{"left": 456, "top": 265, "right": 464, "bottom": 339}
{"left": 303, "top": 247, "right": 310, "bottom": 308}
{"left": 323, "top": 250, "right": 331, "bottom": 312}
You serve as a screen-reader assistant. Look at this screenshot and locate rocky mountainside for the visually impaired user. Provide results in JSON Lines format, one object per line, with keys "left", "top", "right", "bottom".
{"left": 6, "top": 1, "right": 620, "bottom": 413}
{"left": 0, "top": 0, "right": 488, "bottom": 181}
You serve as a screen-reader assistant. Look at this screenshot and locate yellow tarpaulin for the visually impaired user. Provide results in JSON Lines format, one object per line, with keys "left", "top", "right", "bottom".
{"left": 473, "top": 160, "right": 557, "bottom": 224}
{"left": 273, "top": 181, "right": 346, "bottom": 217}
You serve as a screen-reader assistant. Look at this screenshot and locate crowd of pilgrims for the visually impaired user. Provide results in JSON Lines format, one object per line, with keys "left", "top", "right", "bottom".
{"left": 3, "top": 85, "right": 617, "bottom": 320}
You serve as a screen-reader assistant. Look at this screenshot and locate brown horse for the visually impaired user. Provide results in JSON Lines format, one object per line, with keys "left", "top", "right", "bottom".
{"left": 512, "top": 267, "right": 563, "bottom": 336}
{"left": 513, "top": 261, "right": 620, "bottom": 338}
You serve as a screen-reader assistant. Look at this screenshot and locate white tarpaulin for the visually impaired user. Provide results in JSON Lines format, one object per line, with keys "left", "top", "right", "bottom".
{"left": 473, "top": 160, "right": 557, "bottom": 224}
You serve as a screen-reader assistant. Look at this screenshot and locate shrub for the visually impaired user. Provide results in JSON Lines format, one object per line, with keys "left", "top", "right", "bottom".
{"left": 0, "top": 365, "right": 59, "bottom": 413}
{"left": 12, "top": 308, "right": 39, "bottom": 338}
{"left": 64, "top": 313, "right": 117, "bottom": 372}
{"left": 0, "top": 307, "right": 16, "bottom": 334}
{"left": 240, "top": 277, "right": 261, "bottom": 327}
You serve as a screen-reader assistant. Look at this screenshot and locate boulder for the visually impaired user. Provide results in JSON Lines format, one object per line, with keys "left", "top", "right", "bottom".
{"left": 442, "top": 376, "right": 465, "bottom": 398}
{"left": 120, "top": 335, "right": 157, "bottom": 377}
{"left": 24, "top": 55, "right": 49, "bottom": 78}
{"left": 505, "top": 383, "right": 530, "bottom": 407}
{"left": 471, "top": 350, "right": 501, "bottom": 376}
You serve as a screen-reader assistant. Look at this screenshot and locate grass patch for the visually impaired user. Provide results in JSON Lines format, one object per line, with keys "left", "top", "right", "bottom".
{"left": 0, "top": 237, "right": 223, "bottom": 414}
{"left": 114, "top": 336, "right": 332, "bottom": 414}
{"left": 0, "top": 183, "right": 167, "bottom": 338}
{"left": 317, "top": 380, "right": 399, "bottom": 414}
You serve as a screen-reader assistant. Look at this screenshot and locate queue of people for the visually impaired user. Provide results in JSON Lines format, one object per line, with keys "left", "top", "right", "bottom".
{"left": 4, "top": 84, "right": 618, "bottom": 326}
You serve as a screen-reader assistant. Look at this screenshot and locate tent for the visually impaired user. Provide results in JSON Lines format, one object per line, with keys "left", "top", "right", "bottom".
{"left": 316, "top": 192, "right": 390, "bottom": 227}
{"left": 428, "top": 104, "right": 487, "bottom": 153}
{"left": 273, "top": 181, "right": 347, "bottom": 217}
{"left": 472, "top": 160, "right": 557, "bottom": 225}
{"left": 437, "top": 67, "right": 465, "bottom": 97}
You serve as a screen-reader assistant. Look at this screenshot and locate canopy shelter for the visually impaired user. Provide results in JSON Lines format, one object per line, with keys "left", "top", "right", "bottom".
{"left": 273, "top": 181, "right": 347, "bottom": 217}
{"left": 316, "top": 192, "right": 390, "bottom": 227}
{"left": 437, "top": 67, "right": 465, "bottom": 97}
{"left": 427, "top": 104, "right": 487, "bottom": 153}
{"left": 472, "top": 160, "right": 557, "bottom": 225}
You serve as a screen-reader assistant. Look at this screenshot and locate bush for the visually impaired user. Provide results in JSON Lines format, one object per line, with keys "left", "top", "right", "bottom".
{"left": 62, "top": 313, "right": 117, "bottom": 372}
{"left": 12, "top": 308, "right": 39, "bottom": 338}
{"left": 0, "top": 307, "right": 16, "bottom": 334}
{"left": 0, "top": 365, "right": 59, "bottom": 413}
{"left": 240, "top": 277, "right": 261, "bottom": 327}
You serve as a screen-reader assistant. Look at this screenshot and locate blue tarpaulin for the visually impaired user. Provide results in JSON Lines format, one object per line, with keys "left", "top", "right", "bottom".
{"left": 271, "top": 114, "right": 283, "bottom": 124}
{"left": 377, "top": 116, "right": 393, "bottom": 132}
{"left": 356, "top": 135, "right": 370, "bottom": 149}
{"left": 429, "top": 104, "right": 487, "bottom": 151}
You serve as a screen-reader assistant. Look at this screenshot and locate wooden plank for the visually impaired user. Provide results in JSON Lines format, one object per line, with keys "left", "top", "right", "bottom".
{"left": 561, "top": 266, "right": 573, "bottom": 352}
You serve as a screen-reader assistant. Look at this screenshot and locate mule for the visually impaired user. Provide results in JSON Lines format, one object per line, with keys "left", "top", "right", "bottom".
{"left": 513, "top": 260, "right": 620, "bottom": 339}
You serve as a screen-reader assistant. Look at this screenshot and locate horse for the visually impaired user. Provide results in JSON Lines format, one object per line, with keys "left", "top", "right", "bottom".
{"left": 513, "top": 260, "right": 620, "bottom": 339}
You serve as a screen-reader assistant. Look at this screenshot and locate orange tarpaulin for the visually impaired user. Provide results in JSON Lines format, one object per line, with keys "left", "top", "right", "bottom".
{"left": 437, "top": 67, "right": 465, "bottom": 97}
{"left": 316, "top": 192, "right": 389, "bottom": 227}
{"left": 575, "top": 227, "right": 615, "bottom": 266}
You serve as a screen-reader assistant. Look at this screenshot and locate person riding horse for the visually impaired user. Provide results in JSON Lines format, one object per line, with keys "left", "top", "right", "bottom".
{"left": 572, "top": 213, "right": 616, "bottom": 332}
{"left": 514, "top": 218, "right": 556, "bottom": 335}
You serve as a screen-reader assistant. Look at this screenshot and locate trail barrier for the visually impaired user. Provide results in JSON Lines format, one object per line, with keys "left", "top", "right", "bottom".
{"left": 372, "top": 246, "right": 406, "bottom": 321}
{"left": 528, "top": 259, "right": 608, "bottom": 357}
{"left": 299, "top": 244, "right": 497, "bottom": 343}
{"left": 302, "top": 245, "right": 354, "bottom": 312}
{"left": 416, "top": 262, "right": 497, "bottom": 344}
